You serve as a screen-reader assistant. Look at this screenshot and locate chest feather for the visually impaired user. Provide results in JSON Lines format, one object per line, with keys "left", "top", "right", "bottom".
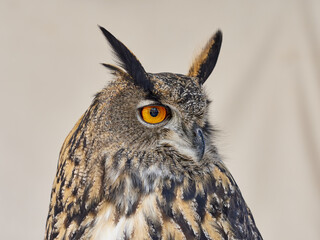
{"left": 92, "top": 194, "right": 161, "bottom": 240}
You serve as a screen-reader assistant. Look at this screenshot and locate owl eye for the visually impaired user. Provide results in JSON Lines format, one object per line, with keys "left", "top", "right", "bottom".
{"left": 140, "top": 105, "right": 168, "bottom": 124}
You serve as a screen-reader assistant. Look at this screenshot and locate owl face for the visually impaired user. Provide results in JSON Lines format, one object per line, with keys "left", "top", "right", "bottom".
{"left": 91, "top": 27, "right": 222, "bottom": 177}
{"left": 99, "top": 72, "right": 208, "bottom": 163}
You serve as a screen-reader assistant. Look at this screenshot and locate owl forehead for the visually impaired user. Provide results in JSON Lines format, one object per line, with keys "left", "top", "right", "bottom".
{"left": 149, "top": 72, "right": 207, "bottom": 115}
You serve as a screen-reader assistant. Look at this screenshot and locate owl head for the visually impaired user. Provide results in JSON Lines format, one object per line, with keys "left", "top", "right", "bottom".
{"left": 69, "top": 27, "right": 222, "bottom": 185}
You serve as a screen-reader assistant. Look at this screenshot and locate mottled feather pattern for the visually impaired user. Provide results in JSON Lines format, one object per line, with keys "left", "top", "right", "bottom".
{"left": 45, "top": 27, "right": 262, "bottom": 239}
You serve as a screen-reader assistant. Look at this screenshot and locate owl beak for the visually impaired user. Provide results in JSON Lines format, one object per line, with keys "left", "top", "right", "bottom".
{"left": 194, "top": 127, "right": 205, "bottom": 161}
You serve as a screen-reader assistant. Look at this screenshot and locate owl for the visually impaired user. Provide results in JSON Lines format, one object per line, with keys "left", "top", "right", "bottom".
{"left": 45, "top": 26, "right": 262, "bottom": 240}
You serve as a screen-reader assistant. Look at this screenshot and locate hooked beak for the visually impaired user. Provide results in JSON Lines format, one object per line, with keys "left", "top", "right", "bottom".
{"left": 193, "top": 126, "right": 205, "bottom": 161}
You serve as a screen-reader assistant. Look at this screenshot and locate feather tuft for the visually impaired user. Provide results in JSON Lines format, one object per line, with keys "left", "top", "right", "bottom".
{"left": 99, "top": 26, "right": 153, "bottom": 92}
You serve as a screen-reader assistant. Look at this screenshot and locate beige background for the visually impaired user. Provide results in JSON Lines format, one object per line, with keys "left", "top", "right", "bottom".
{"left": 1, "top": 0, "right": 320, "bottom": 239}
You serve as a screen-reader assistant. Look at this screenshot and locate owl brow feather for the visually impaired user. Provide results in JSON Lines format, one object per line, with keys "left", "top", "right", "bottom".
{"left": 101, "top": 63, "right": 129, "bottom": 77}
{"left": 99, "top": 26, "right": 153, "bottom": 93}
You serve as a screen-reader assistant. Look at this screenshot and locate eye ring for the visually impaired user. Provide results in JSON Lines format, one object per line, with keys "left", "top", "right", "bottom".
{"left": 139, "top": 105, "right": 170, "bottom": 125}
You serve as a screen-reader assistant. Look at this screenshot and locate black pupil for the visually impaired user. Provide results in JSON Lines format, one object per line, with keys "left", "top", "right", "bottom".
{"left": 150, "top": 107, "right": 159, "bottom": 117}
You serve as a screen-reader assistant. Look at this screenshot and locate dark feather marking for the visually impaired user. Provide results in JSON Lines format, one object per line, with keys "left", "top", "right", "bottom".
{"left": 74, "top": 157, "right": 80, "bottom": 166}
{"left": 182, "top": 178, "right": 196, "bottom": 200}
{"left": 216, "top": 183, "right": 226, "bottom": 198}
{"left": 216, "top": 224, "right": 229, "bottom": 240}
{"left": 107, "top": 177, "right": 126, "bottom": 203}
{"left": 68, "top": 183, "right": 99, "bottom": 227}
{"left": 146, "top": 172, "right": 157, "bottom": 192}
{"left": 222, "top": 202, "right": 230, "bottom": 217}
{"left": 82, "top": 133, "right": 87, "bottom": 149}
{"left": 100, "top": 155, "right": 107, "bottom": 197}
{"left": 101, "top": 63, "right": 124, "bottom": 74}
{"left": 56, "top": 158, "right": 67, "bottom": 179}
{"left": 62, "top": 232, "right": 67, "bottom": 240}
{"left": 68, "top": 110, "right": 89, "bottom": 154}
{"left": 58, "top": 177, "right": 66, "bottom": 199}
{"left": 138, "top": 151, "right": 146, "bottom": 165}
{"left": 50, "top": 231, "right": 58, "bottom": 240}
{"left": 162, "top": 178, "right": 176, "bottom": 203}
{"left": 73, "top": 188, "right": 90, "bottom": 225}
{"left": 53, "top": 202, "right": 63, "bottom": 219}
{"left": 204, "top": 173, "right": 217, "bottom": 195}
{"left": 200, "top": 227, "right": 208, "bottom": 240}
{"left": 67, "top": 168, "right": 76, "bottom": 188}
{"left": 99, "top": 26, "right": 153, "bottom": 92}
{"left": 123, "top": 230, "right": 131, "bottom": 240}
{"left": 208, "top": 196, "right": 222, "bottom": 218}
{"left": 45, "top": 223, "right": 50, "bottom": 239}
{"left": 219, "top": 167, "right": 226, "bottom": 173}
{"left": 113, "top": 205, "right": 121, "bottom": 225}
{"left": 66, "top": 202, "right": 74, "bottom": 212}
{"left": 225, "top": 190, "right": 257, "bottom": 239}
{"left": 69, "top": 226, "right": 86, "bottom": 240}
{"left": 74, "top": 131, "right": 85, "bottom": 150}
{"left": 91, "top": 100, "right": 100, "bottom": 115}
{"left": 145, "top": 91, "right": 160, "bottom": 102}
{"left": 156, "top": 197, "right": 173, "bottom": 219}
{"left": 125, "top": 156, "right": 132, "bottom": 169}
{"left": 195, "top": 191, "right": 207, "bottom": 221}
{"left": 130, "top": 172, "right": 142, "bottom": 189}
{"left": 57, "top": 171, "right": 65, "bottom": 184}
{"left": 64, "top": 213, "right": 72, "bottom": 229}
{"left": 112, "top": 148, "right": 125, "bottom": 170}
{"left": 126, "top": 196, "right": 140, "bottom": 217}
{"left": 173, "top": 212, "right": 196, "bottom": 239}
{"left": 146, "top": 216, "right": 162, "bottom": 240}
{"left": 72, "top": 187, "right": 78, "bottom": 196}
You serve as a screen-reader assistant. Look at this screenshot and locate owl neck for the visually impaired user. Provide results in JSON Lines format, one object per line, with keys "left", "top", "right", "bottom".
{"left": 97, "top": 145, "right": 218, "bottom": 215}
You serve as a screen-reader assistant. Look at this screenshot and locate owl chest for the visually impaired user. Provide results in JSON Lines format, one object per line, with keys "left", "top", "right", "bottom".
{"left": 92, "top": 208, "right": 134, "bottom": 240}
{"left": 92, "top": 194, "right": 158, "bottom": 240}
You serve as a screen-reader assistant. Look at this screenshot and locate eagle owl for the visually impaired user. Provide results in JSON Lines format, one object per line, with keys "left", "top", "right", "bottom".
{"left": 45, "top": 26, "right": 262, "bottom": 240}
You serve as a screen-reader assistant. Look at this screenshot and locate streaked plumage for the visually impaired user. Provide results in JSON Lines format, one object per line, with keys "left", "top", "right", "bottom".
{"left": 45, "top": 26, "right": 262, "bottom": 240}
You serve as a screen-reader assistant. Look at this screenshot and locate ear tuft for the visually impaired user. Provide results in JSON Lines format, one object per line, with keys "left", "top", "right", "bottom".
{"left": 99, "top": 26, "right": 153, "bottom": 92}
{"left": 188, "top": 30, "right": 222, "bottom": 84}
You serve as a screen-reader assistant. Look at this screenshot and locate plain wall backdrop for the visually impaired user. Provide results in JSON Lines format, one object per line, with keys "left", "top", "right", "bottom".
{"left": 1, "top": 0, "right": 319, "bottom": 239}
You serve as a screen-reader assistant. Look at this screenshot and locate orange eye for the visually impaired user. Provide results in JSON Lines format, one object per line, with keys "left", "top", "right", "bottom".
{"left": 141, "top": 105, "right": 168, "bottom": 124}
